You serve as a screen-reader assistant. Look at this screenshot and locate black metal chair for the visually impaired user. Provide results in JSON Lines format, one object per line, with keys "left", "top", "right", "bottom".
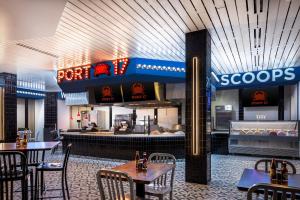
{"left": 35, "top": 143, "right": 72, "bottom": 200}
{"left": 247, "top": 183, "right": 300, "bottom": 200}
{"left": 255, "top": 159, "right": 296, "bottom": 174}
{"left": 0, "top": 151, "right": 33, "bottom": 200}
{"left": 145, "top": 153, "right": 176, "bottom": 200}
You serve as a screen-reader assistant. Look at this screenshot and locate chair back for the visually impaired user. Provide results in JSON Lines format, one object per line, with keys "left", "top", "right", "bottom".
{"left": 247, "top": 183, "right": 300, "bottom": 200}
{"left": 255, "top": 159, "right": 296, "bottom": 174}
{"left": 27, "top": 149, "right": 45, "bottom": 167}
{"left": 63, "top": 143, "right": 72, "bottom": 170}
{"left": 96, "top": 169, "right": 135, "bottom": 200}
{"left": 0, "top": 151, "right": 28, "bottom": 199}
{"left": 148, "top": 153, "right": 176, "bottom": 188}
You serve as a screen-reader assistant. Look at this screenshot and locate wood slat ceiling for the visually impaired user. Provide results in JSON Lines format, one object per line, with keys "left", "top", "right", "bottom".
{"left": 0, "top": 0, "right": 299, "bottom": 76}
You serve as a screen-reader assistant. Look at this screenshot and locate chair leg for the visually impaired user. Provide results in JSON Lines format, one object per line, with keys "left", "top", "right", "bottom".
{"left": 61, "top": 173, "right": 66, "bottom": 200}
{"left": 64, "top": 172, "right": 70, "bottom": 199}
{"left": 23, "top": 178, "right": 29, "bottom": 200}
{"left": 35, "top": 170, "right": 39, "bottom": 200}
{"left": 170, "top": 191, "right": 173, "bottom": 200}
{"left": 158, "top": 195, "right": 163, "bottom": 200}
{"left": 40, "top": 171, "right": 44, "bottom": 196}
{"left": 30, "top": 171, "right": 34, "bottom": 200}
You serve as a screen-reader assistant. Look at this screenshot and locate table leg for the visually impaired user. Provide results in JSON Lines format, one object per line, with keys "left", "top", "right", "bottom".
{"left": 136, "top": 183, "right": 145, "bottom": 198}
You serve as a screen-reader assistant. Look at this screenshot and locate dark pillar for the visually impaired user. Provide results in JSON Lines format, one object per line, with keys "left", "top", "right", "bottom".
{"left": 185, "top": 30, "right": 211, "bottom": 184}
{"left": 25, "top": 98, "right": 28, "bottom": 129}
{"left": 278, "top": 86, "right": 284, "bottom": 120}
{"left": 109, "top": 106, "right": 113, "bottom": 128}
{"left": 44, "top": 92, "right": 58, "bottom": 141}
{"left": 0, "top": 73, "right": 17, "bottom": 142}
{"left": 153, "top": 108, "right": 158, "bottom": 125}
{"left": 177, "top": 103, "right": 182, "bottom": 124}
{"left": 238, "top": 89, "right": 244, "bottom": 120}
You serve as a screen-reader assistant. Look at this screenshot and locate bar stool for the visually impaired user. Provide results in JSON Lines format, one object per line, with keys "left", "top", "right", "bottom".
{"left": 35, "top": 143, "right": 72, "bottom": 199}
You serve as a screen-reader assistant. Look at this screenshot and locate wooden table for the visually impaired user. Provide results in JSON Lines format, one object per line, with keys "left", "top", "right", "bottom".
{"left": 237, "top": 168, "right": 300, "bottom": 191}
{"left": 112, "top": 161, "right": 175, "bottom": 198}
{"left": 0, "top": 141, "right": 60, "bottom": 151}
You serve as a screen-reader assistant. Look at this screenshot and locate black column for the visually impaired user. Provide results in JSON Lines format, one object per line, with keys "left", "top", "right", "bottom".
{"left": 153, "top": 108, "right": 158, "bottom": 125}
{"left": 44, "top": 92, "right": 58, "bottom": 141}
{"left": 278, "top": 86, "right": 284, "bottom": 120}
{"left": 177, "top": 103, "right": 182, "bottom": 124}
{"left": 238, "top": 89, "right": 244, "bottom": 120}
{"left": 0, "top": 73, "right": 17, "bottom": 142}
{"left": 185, "top": 30, "right": 211, "bottom": 184}
{"left": 109, "top": 106, "right": 113, "bottom": 128}
{"left": 25, "top": 98, "right": 29, "bottom": 129}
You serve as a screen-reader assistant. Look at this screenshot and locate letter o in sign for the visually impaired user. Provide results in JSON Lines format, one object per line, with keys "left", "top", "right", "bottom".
{"left": 242, "top": 72, "right": 255, "bottom": 84}
{"left": 257, "top": 71, "right": 270, "bottom": 83}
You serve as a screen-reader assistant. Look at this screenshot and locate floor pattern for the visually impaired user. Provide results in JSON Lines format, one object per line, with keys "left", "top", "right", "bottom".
{"left": 13, "top": 153, "right": 300, "bottom": 200}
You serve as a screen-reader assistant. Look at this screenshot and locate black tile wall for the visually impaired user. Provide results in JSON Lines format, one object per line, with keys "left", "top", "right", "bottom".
{"left": 278, "top": 86, "right": 284, "bottom": 120}
{"left": 238, "top": 89, "right": 244, "bottom": 120}
{"left": 62, "top": 134, "right": 185, "bottom": 160}
{"left": 44, "top": 92, "right": 58, "bottom": 141}
{"left": 185, "top": 30, "right": 211, "bottom": 184}
{"left": 0, "top": 73, "right": 17, "bottom": 142}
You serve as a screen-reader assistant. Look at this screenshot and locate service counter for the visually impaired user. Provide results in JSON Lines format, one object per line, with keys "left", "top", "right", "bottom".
{"left": 61, "top": 131, "right": 185, "bottom": 160}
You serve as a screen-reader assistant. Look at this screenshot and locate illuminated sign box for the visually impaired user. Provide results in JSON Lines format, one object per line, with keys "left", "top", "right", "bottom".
{"left": 57, "top": 65, "right": 91, "bottom": 83}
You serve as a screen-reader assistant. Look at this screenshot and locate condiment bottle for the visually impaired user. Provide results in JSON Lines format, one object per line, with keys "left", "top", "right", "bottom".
{"left": 142, "top": 152, "right": 148, "bottom": 170}
{"left": 269, "top": 158, "right": 276, "bottom": 181}
{"left": 281, "top": 162, "right": 288, "bottom": 184}
{"left": 16, "top": 133, "right": 21, "bottom": 147}
{"left": 23, "top": 130, "right": 28, "bottom": 146}
{"left": 135, "top": 151, "right": 140, "bottom": 169}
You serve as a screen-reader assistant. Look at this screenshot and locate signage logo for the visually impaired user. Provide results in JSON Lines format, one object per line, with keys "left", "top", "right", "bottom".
{"left": 101, "top": 86, "right": 114, "bottom": 101}
{"left": 57, "top": 65, "right": 90, "bottom": 83}
{"left": 113, "top": 58, "right": 129, "bottom": 75}
{"left": 219, "top": 68, "right": 296, "bottom": 86}
{"left": 131, "top": 83, "right": 146, "bottom": 100}
{"left": 252, "top": 91, "right": 268, "bottom": 105}
{"left": 94, "top": 63, "right": 111, "bottom": 76}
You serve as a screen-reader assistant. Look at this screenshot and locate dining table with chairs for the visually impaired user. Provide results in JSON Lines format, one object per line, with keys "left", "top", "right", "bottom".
{"left": 0, "top": 141, "right": 72, "bottom": 200}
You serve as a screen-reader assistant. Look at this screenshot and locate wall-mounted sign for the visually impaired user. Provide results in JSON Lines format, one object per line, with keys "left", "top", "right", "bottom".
{"left": 94, "top": 85, "right": 123, "bottom": 103}
{"left": 57, "top": 65, "right": 91, "bottom": 83}
{"left": 216, "top": 67, "right": 299, "bottom": 89}
{"left": 122, "top": 82, "right": 156, "bottom": 102}
{"left": 242, "top": 87, "right": 279, "bottom": 107}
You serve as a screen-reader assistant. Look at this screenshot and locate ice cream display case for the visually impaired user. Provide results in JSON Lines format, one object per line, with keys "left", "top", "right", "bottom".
{"left": 228, "top": 121, "right": 299, "bottom": 158}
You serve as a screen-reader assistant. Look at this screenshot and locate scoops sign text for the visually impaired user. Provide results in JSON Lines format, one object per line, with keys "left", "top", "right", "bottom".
{"left": 218, "top": 68, "right": 296, "bottom": 87}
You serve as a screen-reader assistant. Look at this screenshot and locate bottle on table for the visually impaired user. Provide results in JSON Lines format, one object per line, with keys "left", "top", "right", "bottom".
{"left": 23, "top": 130, "right": 28, "bottom": 146}
{"left": 135, "top": 151, "right": 140, "bottom": 169}
{"left": 281, "top": 161, "right": 288, "bottom": 184}
{"left": 16, "top": 133, "right": 21, "bottom": 147}
{"left": 142, "top": 152, "right": 148, "bottom": 170}
{"left": 269, "top": 158, "right": 276, "bottom": 181}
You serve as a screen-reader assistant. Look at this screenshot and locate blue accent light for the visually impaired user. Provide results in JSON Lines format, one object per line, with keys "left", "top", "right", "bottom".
{"left": 16, "top": 88, "right": 45, "bottom": 99}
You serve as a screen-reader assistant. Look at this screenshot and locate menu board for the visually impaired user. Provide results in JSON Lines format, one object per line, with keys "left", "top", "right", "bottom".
{"left": 242, "top": 87, "right": 279, "bottom": 107}
{"left": 122, "top": 82, "right": 156, "bottom": 102}
{"left": 94, "top": 85, "right": 123, "bottom": 103}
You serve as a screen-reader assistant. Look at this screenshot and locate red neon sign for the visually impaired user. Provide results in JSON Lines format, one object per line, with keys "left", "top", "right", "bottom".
{"left": 94, "top": 63, "right": 111, "bottom": 76}
{"left": 57, "top": 65, "right": 91, "bottom": 83}
{"left": 113, "top": 58, "right": 129, "bottom": 75}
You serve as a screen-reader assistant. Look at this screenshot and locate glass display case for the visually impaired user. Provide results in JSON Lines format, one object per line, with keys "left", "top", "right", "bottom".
{"left": 229, "top": 121, "right": 299, "bottom": 158}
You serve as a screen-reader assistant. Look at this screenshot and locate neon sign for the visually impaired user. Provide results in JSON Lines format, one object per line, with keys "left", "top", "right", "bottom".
{"left": 57, "top": 65, "right": 91, "bottom": 83}
{"left": 113, "top": 58, "right": 129, "bottom": 75}
{"left": 94, "top": 63, "right": 111, "bottom": 76}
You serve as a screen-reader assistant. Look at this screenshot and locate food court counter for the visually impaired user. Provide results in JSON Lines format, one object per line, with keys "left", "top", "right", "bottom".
{"left": 61, "top": 131, "right": 185, "bottom": 160}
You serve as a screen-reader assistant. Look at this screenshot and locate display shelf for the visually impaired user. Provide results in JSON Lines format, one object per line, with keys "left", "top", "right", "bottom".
{"left": 228, "top": 121, "right": 299, "bottom": 158}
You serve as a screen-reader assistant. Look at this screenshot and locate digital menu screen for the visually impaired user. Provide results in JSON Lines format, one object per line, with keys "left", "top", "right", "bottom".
{"left": 94, "top": 85, "right": 123, "bottom": 103}
{"left": 242, "top": 87, "right": 279, "bottom": 107}
{"left": 122, "top": 82, "right": 156, "bottom": 102}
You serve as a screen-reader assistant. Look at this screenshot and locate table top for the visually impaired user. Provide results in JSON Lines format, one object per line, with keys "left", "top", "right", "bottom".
{"left": 237, "top": 168, "right": 300, "bottom": 191}
{"left": 112, "top": 161, "right": 175, "bottom": 184}
{"left": 0, "top": 141, "right": 60, "bottom": 151}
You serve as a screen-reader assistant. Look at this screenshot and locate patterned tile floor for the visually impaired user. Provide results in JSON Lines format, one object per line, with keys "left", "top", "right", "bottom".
{"left": 13, "top": 152, "right": 300, "bottom": 200}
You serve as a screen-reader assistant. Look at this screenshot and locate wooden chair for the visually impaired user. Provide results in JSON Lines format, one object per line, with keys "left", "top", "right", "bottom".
{"left": 0, "top": 151, "right": 33, "bottom": 200}
{"left": 35, "top": 143, "right": 72, "bottom": 200}
{"left": 96, "top": 169, "right": 135, "bottom": 200}
{"left": 255, "top": 159, "right": 296, "bottom": 174}
{"left": 145, "top": 153, "right": 176, "bottom": 200}
{"left": 247, "top": 183, "right": 300, "bottom": 200}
